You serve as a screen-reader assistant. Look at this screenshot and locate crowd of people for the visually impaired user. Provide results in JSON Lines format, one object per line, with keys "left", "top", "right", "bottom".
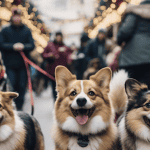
{"left": 0, "top": 0, "right": 150, "bottom": 110}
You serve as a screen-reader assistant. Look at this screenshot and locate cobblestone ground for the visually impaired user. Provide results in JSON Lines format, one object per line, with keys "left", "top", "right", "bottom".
{"left": 23, "top": 85, "right": 55, "bottom": 150}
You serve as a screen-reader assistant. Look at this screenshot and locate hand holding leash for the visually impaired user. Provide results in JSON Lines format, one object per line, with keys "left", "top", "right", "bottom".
{"left": 13, "top": 43, "right": 24, "bottom": 51}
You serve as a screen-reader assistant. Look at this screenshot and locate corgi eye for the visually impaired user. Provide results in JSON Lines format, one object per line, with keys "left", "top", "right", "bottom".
{"left": 145, "top": 103, "right": 150, "bottom": 108}
{"left": 88, "top": 91, "right": 95, "bottom": 96}
{"left": 0, "top": 104, "right": 2, "bottom": 108}
{"left": 70, "top": 91, "right": 77, "bottom": 96}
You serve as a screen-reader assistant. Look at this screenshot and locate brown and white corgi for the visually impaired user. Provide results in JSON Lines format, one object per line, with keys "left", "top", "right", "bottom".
{"left": 118, "top": 78, "right": 150, "bottom": 150}
{"left": 52, "top": 66, "right": 128, "bottom": 150}
{"left": 0, "top": 91, "right": 44, "bottom": 150}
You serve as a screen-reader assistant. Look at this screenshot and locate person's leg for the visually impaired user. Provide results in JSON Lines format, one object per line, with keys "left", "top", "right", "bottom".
{"left": 138, "top": 64, "right": 150, "bottom": 88}
{"left": 15, "top": 68, "right": 27, "bottom": 110}
{"left": 6, "top": 68, "right": 17, "bottom": 92}
{"left": 51, "top": 79, "right": 57, "bottom": 102}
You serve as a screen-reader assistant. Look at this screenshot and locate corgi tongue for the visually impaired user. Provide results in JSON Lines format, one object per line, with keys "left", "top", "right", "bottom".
{"left": 76, "top": 115, "right": 88, "bottom": 125}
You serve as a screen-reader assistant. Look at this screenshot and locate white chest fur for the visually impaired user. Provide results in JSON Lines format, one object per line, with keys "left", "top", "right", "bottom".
{"left": 136, "top": 140, "right": 150, "bottom": 150}
{"left": 68, "top": 136, "right": 102, "bottom": 150}
{"left": 0, "top": 112, "right": 25, "bottom": 150}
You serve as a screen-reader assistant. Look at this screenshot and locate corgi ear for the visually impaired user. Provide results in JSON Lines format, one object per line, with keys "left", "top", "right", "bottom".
{"left": 1, "top": 92, "right": 19, "bottom": 101}
{"left": 55, "top": 66, "right": 76, "bottom": 89}
{"left": 125, "top": 78, "right": 148, "bottom": 98}
{"left": 90, "top": 67, "right": 112, "bottom": 90}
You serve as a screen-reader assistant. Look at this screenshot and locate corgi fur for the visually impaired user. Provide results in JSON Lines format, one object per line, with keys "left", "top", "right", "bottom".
{"left": 109, "top": 70, "right": 128, "bottom": 121}
{"left": 118, "top": 78, "right": 150, "bottom": 150}
{"left": 52, "top": 66, "right": 128, "bottom": 150}
{"left": 0, "top": 91, "right": 44, "bottom": 150}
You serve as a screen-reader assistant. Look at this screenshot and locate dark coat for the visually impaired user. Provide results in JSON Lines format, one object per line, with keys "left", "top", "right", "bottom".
{"left": 0, "top": 24, "right": 35, "bottom": 69}
{"left": 117, "top": 1, "right": 150, "bottom": 67}
{"left": 85, "top": 38, "right": 106, "bottom": 68}
{"left": 74, "top": 46, "right": 86, "bottom": 79}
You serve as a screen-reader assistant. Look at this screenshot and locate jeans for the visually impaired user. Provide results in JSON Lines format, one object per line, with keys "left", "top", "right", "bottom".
{"left": 6, "top": 67, "right": 27, "bottom": 110}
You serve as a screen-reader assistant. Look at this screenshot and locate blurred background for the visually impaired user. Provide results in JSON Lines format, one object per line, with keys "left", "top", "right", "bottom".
{"left": 0, "top": 0, "right": 141, "bottom": 49}
{"left": 0, "top": 0, "right": 146, "bottom": 149}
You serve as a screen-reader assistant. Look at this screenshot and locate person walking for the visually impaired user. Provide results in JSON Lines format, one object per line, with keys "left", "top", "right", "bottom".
{"left": 117, "top": 0, "right": 150, "bottom": 87}
{"left": 42, "top": 31, "right": 72, "bottom": 101}
{"left": 0, "top": 8, "right": 35, "bottom": 110}
{"left": 75, "top": 32, "right": 90, "bottom": 79}
{"left": 85, "top": 28, "right": 107, "bottom": 69}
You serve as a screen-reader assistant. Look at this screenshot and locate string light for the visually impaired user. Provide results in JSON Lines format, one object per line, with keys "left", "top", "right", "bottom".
{"left": 112, "top": 0, "right": 116, "bottom": 3}
{"left": 110, "top": 4, "right": 116, "bottom": 9}
{"left": 6, "top": 0, "right": 14, "bottom": 2}
{"left": 88, "top": 1, "right": 128, "bottom": 38}
{"left": 32, "top": 7, "right": 37, "bottom": 12}
{"left": 100, "top": 6, "right": 106, "bottom": 10}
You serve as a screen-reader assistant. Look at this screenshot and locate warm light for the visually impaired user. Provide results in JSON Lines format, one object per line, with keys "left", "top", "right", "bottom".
{"left": 36, "top": 46, "right": 44, "bottom": 53}
{"left": 117, "top": 2, "right": 127, "bottom": 15}
{"left": 37, "top": 15, "right": 41, "bottom": 19}
{"left": 0, "top": 7, "right": 12, "bottom": 21}
{"left": 110, "top": 4, "right": 116, "bottom": 9}
{"left": 89, "top": 10, "right": 121, "bottom": 38}
{"left": 88, "top": 29, "right": 92, "bottom": 33}
{"left": 6, "top": 0, "right": 14, "bottom": 2}
{"left": 96, "top": 11, "right": 101, "bottom": 16}
{"left": 130, "top": 0, "right": 141, "bottom": 5}
{"left": 106, "top": 7, "right": 113, "bottom": 13}
{"left": 6, "top": 2, "right": 12, "bottom": 8}
{"left": 93, "top": 18, "right": 99, "bottom": 25}
{"left": 102, "top": 11, "right": 107, "bottom": 17}
{"left": 32, "top": 32, "right": 48, "bottom": 48}
{"left": 98, "top": 16, "right": 102, "bottom": 21}
{"left": 94, "top": 3, "right": 99, "bottom": 8}
{"left": 112, "top": 0, "right": 116, "bottom": 3}
{"left": 32, "top": 7, "right": 37, "bottom": 12}
{"left": 100, "top": 6, "right": 106, "bottom": 10}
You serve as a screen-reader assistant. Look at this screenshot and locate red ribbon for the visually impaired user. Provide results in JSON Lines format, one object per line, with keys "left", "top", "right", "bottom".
{"left": 19, "top": 51, "right": 55, "bottom": 115}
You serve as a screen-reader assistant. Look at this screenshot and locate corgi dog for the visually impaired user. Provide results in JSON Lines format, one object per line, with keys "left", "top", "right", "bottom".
{"left": 118, "top": 78, "right": 150, "bottom": 150}
{"left": 0, "top": 91, "right": 44, "bottom": 150}
{"left": 52, "top": 66, "right": 128, "bottom": 150}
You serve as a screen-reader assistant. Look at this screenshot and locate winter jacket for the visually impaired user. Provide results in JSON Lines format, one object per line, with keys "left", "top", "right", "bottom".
{"left": 117, "top": 1, "right": 150, "bottom": 67}
{"left": 42, "top": 41, "right": 72, "bottom": 76}
{"left": 74, "top": 46, "right": 86, "bottom": 79}
{"left": 0, "top": 24, "right": 35, "bottom": 69}
{"left": 85, "top": 38, "right": 106, "bottom": 68}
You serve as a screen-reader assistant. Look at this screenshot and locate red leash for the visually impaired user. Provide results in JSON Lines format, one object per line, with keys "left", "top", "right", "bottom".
{"left": 19, "top": 51, "right": 55, "bottom": 115}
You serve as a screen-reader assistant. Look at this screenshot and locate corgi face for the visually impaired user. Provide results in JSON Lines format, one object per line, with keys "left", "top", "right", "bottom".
{"left": 0, "top": 92, "right": 18, "bottom": 122}
{"left": 55, "top": 66, "right": 112, "bottom": 134}
{"left": 125, "top": 79, "right": 150, "bottom": 141}
{"left": 0, "top": 92, "right": 18, "bottom": 142}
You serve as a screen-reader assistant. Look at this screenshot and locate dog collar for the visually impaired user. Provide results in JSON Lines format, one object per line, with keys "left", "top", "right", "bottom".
{"left": 77, "top": 134, "right": 89, "bottom": 147}
{"left": 65, "top": 130, "right": 107, "bottom": 148}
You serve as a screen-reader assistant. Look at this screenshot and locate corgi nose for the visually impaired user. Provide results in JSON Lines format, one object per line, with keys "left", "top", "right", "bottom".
{"left": 77, "top": 98, "right": 87, "bottom": 107}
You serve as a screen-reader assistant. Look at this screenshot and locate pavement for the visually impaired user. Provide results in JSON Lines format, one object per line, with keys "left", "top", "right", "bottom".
{"left": 23, "top": 85, "right": 55, "bottom": 150}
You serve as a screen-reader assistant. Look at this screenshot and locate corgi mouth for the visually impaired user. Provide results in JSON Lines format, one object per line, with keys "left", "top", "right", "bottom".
{"left": 71, "top": 107, "right": 95, "bottom": 125}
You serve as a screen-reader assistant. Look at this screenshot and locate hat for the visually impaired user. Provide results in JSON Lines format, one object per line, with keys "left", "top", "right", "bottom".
{"left": 12, "top": 8, "right": 22, "bottom": 16}
{"left": 56, "top": 31, "right": 63, "bottom": 37}
{"left": 98, "top": 28, "right": 107, "bottom": 34}
{"left": 80, "top": 32, "right": 90, "bottom": 43}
